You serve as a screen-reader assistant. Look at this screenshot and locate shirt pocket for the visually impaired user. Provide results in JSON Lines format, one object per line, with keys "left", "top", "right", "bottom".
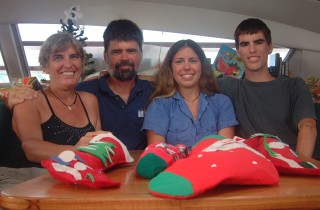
{"left": 167, "top": 116, "right": 193, "bottom": 146}
{"left": 199, "top": 110, "right": 217, "bottom": 133}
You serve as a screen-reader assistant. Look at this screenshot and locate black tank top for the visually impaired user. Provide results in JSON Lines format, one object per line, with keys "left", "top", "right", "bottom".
{"left": 41, "top": 90, "right": 95, "bottom": 145}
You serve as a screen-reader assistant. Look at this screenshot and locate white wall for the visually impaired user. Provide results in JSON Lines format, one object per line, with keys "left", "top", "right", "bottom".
{"left": 288, "top": 50, "right": 320, "bottom": 79}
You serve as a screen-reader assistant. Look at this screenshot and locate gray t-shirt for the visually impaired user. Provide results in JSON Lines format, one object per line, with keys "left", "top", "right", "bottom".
{"left": 217, "top": 75, "right": 316, "bottom": 149}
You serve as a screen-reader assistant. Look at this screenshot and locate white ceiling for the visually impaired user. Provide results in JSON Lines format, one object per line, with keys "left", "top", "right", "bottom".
{"left": 0, "top": 0, "right": 320, "bottom": 50}
{"left": 131, "top": 0, "right": 320, "bottom": 34}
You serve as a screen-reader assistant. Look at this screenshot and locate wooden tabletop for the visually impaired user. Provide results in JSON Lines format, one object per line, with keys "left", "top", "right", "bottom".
{"left": 1, "top": 150, "right": 320, "bottom": 210}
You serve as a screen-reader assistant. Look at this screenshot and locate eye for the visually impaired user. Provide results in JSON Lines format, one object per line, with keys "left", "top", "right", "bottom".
{"left": 189, "top": 58, "right": 199, "bottom": 64}
{"left": 127, "top": 49, "right": 138, "bottom": 54}
{"left": 70, "top": 54, "right": 80, "bottom": 59}
{"left": 52, "top": 55, "right": 63, "bottom": 61}
{"left": 110, "top": 49, "right": 121, "bottom": 55}
{"left": 239, "top": 42, "right": 249, "bottom": 47}
{"left": 174, "top": 59, "right": 184, "bottom": 65}
{"left": 255, "top": 40, "right": 265, "bottom": 45}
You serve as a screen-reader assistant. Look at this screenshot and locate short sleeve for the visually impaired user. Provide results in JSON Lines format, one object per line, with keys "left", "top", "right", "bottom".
{"left": 142, "top": 98, "right": 170, "bottom": 137}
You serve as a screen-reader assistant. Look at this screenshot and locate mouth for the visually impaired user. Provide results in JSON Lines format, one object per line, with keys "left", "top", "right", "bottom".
{"left": 61, "top": 71, "right": 76, "bottom": 76}
{"left": 247, "top": 56, "right": 260, "bottom": 62}
{"left": 180, "top": 73, "right": 195, "bottom": 80}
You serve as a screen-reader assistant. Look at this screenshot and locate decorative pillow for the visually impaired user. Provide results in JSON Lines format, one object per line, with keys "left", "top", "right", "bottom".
{"left": 148, "top": 135, "right": 279, "bottom": 199}
{"left": 41, "top": 133, "right": 134, "bottom": 188}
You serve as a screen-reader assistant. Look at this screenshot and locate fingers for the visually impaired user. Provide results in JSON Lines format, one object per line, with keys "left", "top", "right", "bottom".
{"left": 7, "top": 86, "right": 38, "bottom": 109}
{"left": 11, "top": 86, "right": 38, "bottom": 100}
{"left": 76, "top": 131, "right": 112, "bottom": 147}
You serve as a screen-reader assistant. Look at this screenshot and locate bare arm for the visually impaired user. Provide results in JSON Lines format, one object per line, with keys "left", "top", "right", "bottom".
{"left": 296, "top": 118, "right": 317, "bottom": 158}
{"left": 147, "top": 130, "right": 166, "bottom": 145}
{"left": 12, "top": 97, "right": 92, "bottom": 163}
{"left": 218, "top": 126, "right": 236, "bottom": 139}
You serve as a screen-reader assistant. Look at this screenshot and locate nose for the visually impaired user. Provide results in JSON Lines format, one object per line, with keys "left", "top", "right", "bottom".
{"left": 183, "top": 60, "right": 191, "bottom": 69}
{"left": 64, "top": 58, "right": 72, "bottom": 68}
{"left": 249, "top": 43, "right": 256, "bottom": 53}
{"left": 120, "top": 51, "right": 130, "bottom": 61}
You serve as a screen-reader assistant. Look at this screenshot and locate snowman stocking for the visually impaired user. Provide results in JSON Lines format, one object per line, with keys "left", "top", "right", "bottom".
{"left": 42, "top": 133, "right": 134, "bottom": 188}
{"left": 135, "top": 142, "right": 189, "bottom": 179}
{"left": 148, "top": 135, "right": 279, "bottom": 199}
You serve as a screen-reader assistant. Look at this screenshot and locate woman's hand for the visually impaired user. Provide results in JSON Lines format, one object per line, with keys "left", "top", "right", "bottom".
{"left": 76, "top": 130, "right": 111, "bottom": 147}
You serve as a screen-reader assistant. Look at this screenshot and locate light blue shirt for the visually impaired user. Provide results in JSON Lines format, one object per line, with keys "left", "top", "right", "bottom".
{"left": 142, "top": 92, "right": 238, "bottom": 148}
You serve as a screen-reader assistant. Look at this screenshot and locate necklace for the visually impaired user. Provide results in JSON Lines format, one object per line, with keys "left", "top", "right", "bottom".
{"left": 48, "top": 87, "right": 77, "bottom": 111}
{"left": 181, "top": 92, "right": 200, "bottom": 105}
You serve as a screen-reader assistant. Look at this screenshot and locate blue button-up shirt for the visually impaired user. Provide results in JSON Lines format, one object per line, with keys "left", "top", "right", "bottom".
{"left": 142, "top": 92, "right": 238, "bottom": 148}
{"left": 76, "top": 74, "right": 154, "bottom": 150}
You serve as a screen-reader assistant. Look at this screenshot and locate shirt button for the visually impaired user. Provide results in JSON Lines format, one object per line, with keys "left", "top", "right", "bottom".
{"left": 121, "top": 105, "right": 125, "bottom": 109}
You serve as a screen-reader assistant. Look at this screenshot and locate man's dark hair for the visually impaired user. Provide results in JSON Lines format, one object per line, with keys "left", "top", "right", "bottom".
{"left": 103, "top": 19, "right": 143, "bottom": 52}
{"left": 234, "top": 18, "right": 272, "bottom": 49}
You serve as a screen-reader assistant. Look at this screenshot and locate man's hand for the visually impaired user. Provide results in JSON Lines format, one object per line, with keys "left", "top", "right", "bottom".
{"left": 7, "top": 85, "right": 38, "bottom": 109}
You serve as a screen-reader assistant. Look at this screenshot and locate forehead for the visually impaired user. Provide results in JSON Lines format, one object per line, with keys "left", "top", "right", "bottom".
{"left": 238, "top": 31, "right": 266, "bottom": 42}
{"left": 174, "top": 47, "right": 197, "bottom": 58}
{"left": 51, "top": 45, "right": 77, "bottom": 55}
{"left": 108, "top": 40, "right": 140, "bottom": 50}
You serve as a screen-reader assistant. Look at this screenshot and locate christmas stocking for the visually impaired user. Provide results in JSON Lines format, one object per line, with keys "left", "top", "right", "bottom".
{"left": 135, "top": 142, "right": 189, "bottom": 179}
{"left": 41, "top": 133, "right": 134, "bottom": 188}
{"left": 243, "top": 133, "right": 320, "bottom": 176}
{"left": 149, "top": 135, "right": 279, "bottom": 199}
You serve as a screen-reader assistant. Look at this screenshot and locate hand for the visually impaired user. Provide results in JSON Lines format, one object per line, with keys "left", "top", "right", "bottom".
{"left": 76, "top": 130, "right": 112, "bottom": 147}
{"left": 7, "top": 85, "right": 38, "bottom": 109}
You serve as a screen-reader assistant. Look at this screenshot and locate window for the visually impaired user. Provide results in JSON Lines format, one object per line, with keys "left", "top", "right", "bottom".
{"left": 15, "top": 23, "right": 290, "bottom": 81}
{"left": 0, "top": 49, "right": 9, "bottom": 83}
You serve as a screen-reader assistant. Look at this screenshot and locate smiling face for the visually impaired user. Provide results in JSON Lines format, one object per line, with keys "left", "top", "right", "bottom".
{"left": 45, "top": 46, "right": 82, "bottom": 88}
{"left": 237, "top": 31, "right": 273, "bottom": 73}
{"left": 105, "top": 40, "right": 142, "bottom": 81}
{"left": 171, "top": 47, "right": 201, "bottom": 89}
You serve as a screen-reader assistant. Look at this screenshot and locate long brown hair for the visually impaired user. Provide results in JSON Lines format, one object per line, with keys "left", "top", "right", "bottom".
{"left": 148, "top": 39, "right": 218, "bottom": 105}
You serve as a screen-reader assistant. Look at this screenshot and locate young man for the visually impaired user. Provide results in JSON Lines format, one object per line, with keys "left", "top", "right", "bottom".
{"left": 217, "top": 18, "right": 317, "bottom": 158}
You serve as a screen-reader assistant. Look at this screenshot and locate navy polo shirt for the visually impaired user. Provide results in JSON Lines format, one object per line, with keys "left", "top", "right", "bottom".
{"left": 76, "top": 74, "right": 154, "bottom": 150}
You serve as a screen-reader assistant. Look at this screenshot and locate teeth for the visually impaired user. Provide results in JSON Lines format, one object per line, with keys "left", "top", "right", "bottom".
{"left": 181, "top": 74, "right": 194, "bottom": 79}
{"left": 61, "top": 72, "right": 74, "bottom": 76}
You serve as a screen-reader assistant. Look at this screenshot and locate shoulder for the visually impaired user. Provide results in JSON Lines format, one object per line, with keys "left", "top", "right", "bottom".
{"left": 77, "top": 91, "right": 98, "bottom": 105}
{"left": 137, "top": 78, "right": 155, "bottom": 91}
{"left": 278, "top": 76, "right": 308, "bottom": 89}
{"left": 76, "top": 77, "right": 100, "bottom": 90}
{"left": 13, "top": 90, "right": 44, "bottom": 113}
{"left": 207, "top": 93, "right": 232, "bottom": 103}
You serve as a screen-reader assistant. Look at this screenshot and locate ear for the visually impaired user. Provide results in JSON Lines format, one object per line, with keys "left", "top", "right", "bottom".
{"left": 103, "top": 51, "right": 109, "bottom": 65}
{"left": 43, "top": 65, "right": 50, "bottom": 74}
{"left": 268, "top": 43, "right": 273, "bottom": 55}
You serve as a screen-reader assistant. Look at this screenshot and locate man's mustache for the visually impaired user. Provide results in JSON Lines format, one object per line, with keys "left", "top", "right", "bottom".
{"left": 115, "top": 60, "right": 134, "bottom": 69}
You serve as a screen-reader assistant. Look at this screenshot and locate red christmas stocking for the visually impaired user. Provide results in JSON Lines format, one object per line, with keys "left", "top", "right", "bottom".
{"left": 243, "top": 133, "right": 320, "bottom": 176}
{"left": 148, "top": 135, "right": 279, "bottom": 199}
{"left": 135, "top": 142, "right": 189, "bottom": 178}
{"left": 42, "top": 133, "right": 134, "bottom": 188}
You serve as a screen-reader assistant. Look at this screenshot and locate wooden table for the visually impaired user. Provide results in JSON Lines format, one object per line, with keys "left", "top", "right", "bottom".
{"left": 1, "top": 150, "right": 320, "bottom": 210}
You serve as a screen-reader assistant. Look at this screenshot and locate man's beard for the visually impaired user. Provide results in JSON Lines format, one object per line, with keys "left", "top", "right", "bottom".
{"left": 112, "top": 60, "right": 137, "bottom": 81}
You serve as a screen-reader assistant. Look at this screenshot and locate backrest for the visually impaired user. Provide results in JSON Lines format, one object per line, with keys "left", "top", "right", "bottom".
{"left": 0, "top": 99, "right": 12, "bottom": 162}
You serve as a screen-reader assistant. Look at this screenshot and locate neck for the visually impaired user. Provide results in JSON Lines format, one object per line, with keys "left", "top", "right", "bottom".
{"left": 179, "top": 88, "right": 200, "bottom": 102}
{"left": 245, "top": 69, "right": 276, "bottom": 82}
{"left": 107, "top": 76, "right": 136, "bottom": 94}
{"left": 48, "top": 86, "right": 75, "bottom": 99}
